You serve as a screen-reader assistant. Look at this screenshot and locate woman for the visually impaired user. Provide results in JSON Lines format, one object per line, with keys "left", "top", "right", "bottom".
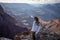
{"left": 31, "top": 17, "right": 42, "bottom": 40}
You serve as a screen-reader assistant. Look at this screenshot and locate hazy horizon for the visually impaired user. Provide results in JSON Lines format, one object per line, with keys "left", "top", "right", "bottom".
{"left": 0, "top": 0, "right": 60, "bottom": 4}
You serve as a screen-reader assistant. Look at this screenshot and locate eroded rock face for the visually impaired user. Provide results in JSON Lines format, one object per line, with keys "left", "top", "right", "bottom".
{"left": 0, "top": 5, "right": 28, "bottom": 39}
{"left": 39, "top": 19, "right": 60, "bottom": 35}
{"left": 47, "top": 19, "right": 60, "bottom": 35}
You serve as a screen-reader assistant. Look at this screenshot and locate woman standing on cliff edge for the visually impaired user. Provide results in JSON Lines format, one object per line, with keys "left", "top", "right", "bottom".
{"left": 31, "top": 17, "right": 42, "bottom": 40}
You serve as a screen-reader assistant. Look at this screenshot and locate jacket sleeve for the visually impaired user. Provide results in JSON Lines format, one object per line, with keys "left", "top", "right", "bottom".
{"left": 31, "top": 21, "right": 35, "bottom": 31}
{"left": 36, "top": 26, "right": 41, "bottom": 34}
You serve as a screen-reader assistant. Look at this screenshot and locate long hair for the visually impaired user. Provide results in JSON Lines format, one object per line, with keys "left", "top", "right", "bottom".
{"left": 34, "top": 17, "right": 40, "bottom": 25}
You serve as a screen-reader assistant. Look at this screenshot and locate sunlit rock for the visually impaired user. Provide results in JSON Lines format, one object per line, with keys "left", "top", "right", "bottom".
{"left": 23, "top": 23, "right": 29, "bottom": 26}
{"left": 22, "top": 20, "right": 27, "bottom": 23}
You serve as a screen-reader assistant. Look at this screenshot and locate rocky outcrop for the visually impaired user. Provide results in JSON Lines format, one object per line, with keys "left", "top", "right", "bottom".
{"left": 46, "top": 19, "right": 60, "bottom": 35}
{"left": 39, "top": 19, "right": 60, "bottom": 35}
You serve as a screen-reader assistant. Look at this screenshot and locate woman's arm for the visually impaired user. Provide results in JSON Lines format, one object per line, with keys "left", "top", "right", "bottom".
{"left": 31, "top": 21, "right": 35, "bottom": 32}
{"left": 36, "top": 26, "right": 40, "bottom": 34}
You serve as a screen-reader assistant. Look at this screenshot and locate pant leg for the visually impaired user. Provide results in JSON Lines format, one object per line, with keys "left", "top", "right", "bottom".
{"left": 32, "top": 32, "right": 36, "bottom": 40}
{"left": 36, "top": 32, "right": 40, "bottom": 40}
